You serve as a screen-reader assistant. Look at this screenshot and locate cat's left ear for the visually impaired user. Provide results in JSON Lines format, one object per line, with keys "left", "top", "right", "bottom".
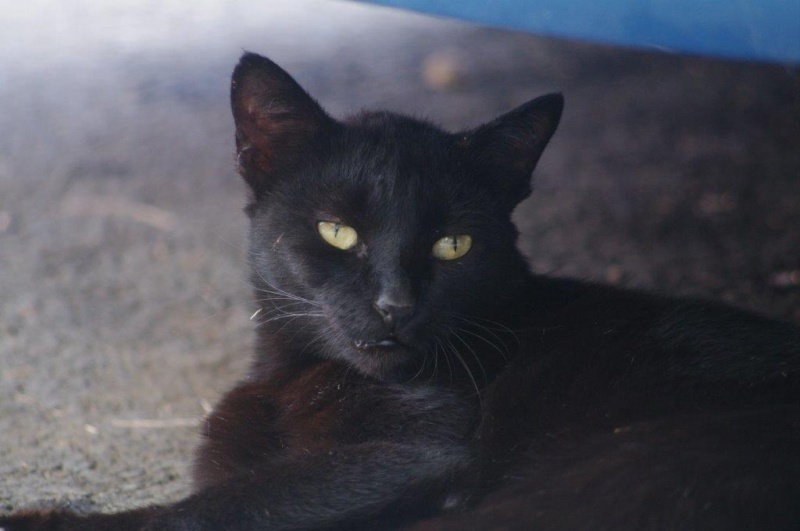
{"left": 467, "top": 93, "right": 563, "bottom": 207}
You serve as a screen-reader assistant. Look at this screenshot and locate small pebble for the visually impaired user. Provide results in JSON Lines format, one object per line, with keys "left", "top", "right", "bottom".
{"left": 422, "top": 50, "right": 464, "bottom": 90}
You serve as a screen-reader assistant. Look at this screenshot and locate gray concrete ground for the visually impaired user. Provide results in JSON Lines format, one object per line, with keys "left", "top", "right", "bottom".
{"left": 1, "top": 0, "right": 798, "bottom": 515}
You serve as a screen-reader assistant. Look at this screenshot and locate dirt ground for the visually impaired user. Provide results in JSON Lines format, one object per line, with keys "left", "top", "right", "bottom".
{"left": 1, "top": 0, "right": 798, "bottom": 515}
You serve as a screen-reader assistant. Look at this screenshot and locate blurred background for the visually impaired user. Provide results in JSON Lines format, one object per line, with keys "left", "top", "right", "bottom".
{"left": 1, "top": 0, "right": 798, "bottom": 513}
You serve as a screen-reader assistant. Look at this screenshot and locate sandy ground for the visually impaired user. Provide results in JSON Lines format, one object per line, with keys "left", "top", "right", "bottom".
{"left": 1, "top": 0, "right": 798, "bottom": 515}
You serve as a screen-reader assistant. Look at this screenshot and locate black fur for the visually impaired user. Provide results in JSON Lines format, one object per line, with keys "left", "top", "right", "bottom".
{"left": 2, "top": 53, "right": 798, "bottom": 531}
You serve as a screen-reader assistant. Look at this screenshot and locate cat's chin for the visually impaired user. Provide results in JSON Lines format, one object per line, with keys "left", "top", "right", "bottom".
{"left": 345, "top": 338, "right": 418, "bottom": 380}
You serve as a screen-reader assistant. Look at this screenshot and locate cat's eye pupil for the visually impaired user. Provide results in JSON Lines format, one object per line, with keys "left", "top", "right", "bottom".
{"left": 433, "top": 234, "right": 472, "bottom": 261}
{"left": 318, "top": 221, "right": 358, "bottom": 251}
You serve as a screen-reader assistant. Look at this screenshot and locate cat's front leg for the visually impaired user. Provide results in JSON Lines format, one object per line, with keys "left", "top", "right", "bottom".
{"left": 142, "top": 441, "right": 472, "bottom": 531}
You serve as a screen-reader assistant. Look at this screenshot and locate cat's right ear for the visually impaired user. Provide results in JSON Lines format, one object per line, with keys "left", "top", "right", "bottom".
{"left": 467, "top": 93, "right": 564, "bottom": 208}
{"left": 231, "top": 53, "right": 334, "bottom": 198}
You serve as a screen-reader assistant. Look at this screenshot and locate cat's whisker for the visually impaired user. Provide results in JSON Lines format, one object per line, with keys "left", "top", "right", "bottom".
{"left": 406, "top": 353, "right": 429, "bottom": 384}
{"left": 440, "top": 341, "right": 454, "bottom": 385}
{"left": 453, "top": 314, "right": 516, "bottom": 339}
{"left": 446, "top": 312, "right": 520, "bottom": 350}
{"left": 452, "top": 326, "right": 509, "bottom": 361}
{"left": 298, "top": 328, "right": 329, "bottom": 358}
{"left": 254, "top": 300, "right": 310, "bottom": 315}
{"left": 249, "top": 267, "right": 321, "bottom": 308}
{"left": 432, "top": 338, "right": 455, "bottom": 386}
{"left": 431, "top": 345, "right": 439, "bottom": 383}
{"left": 254, "top": 289, "right": 319, "bottom": 306}
{"left": 450, "top": 330, "right": 488, "bottom": 388}
{"left": 253, "top": 287, "right": 321, "bottom": 307}
{"left": 252, "top": 306, "right": 326, "bottom": 332}
{"left": 444, "top": 336, "right": 482, "bottom": 402}
{"left": 279, "top": 312, "right": 327, "bottom": 337}
{"left": 247, "top": 270, "right": 327, "bottom": 335}
{"left": 260, "top": 312, "right": 326, "bottom": 325}
{"left": 291, "top": 312, "right": 342, "bottom": 359}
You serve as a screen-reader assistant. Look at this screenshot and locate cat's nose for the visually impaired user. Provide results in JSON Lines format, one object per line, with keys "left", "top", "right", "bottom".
{"left": 373, "top": 294, "right": 413, "bottom": 326}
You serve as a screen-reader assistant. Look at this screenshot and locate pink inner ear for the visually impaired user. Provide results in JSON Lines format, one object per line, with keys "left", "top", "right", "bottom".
{"left": 238, "top": 106, "right": 324, "bottom": 174}
{"left": 231, "top": 56, "right": 333, "bottom": 175}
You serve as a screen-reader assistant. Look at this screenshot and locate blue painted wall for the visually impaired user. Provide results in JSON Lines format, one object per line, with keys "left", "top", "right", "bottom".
{"left": 359, "top": 0, "right": 800, "bottom": 63}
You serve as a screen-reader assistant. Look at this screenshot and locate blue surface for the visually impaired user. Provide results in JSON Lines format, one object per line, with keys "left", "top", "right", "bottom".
{"left": 359, "top": 0, "right": 800, "bottom": 63}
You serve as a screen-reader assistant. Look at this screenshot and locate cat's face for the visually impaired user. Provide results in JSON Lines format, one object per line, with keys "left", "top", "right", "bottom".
{"left": 231, "top": 53, "right": 562, "bottom": 380}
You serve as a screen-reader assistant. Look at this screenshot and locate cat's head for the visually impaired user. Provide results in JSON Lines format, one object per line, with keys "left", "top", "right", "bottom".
{"left": 231, "top": 53, "right": 562, "bottom": 380}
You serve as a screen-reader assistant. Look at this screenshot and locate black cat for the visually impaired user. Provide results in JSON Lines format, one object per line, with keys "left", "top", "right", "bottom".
{"left": 2, "top": 53, "right": 799, "bottom": 531}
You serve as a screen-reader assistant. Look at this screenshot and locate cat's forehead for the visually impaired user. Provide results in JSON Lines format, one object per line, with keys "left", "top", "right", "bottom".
{"left": 339, "top": 115, "right": 475, "bottom": 189}
{"left": 315, "top": 117, "right": 483, "bottom": 223}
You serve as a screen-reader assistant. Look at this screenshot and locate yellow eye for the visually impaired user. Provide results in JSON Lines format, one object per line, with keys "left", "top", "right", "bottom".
{"left": 317, "top": 221, "right": 359, "bottom": 250}
{"left": 432, "top": 234, "right": 472, "bottom": 260}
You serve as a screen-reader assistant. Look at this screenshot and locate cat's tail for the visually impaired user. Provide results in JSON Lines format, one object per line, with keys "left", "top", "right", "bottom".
{"left": 0, "top": 505, "right": 159, "bottom": 531}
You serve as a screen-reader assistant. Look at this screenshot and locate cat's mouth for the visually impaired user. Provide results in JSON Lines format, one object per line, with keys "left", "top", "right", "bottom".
{"left": 353, "top": 337, "right": 402, "bottom": 350}
{"left": 346, "top": 336, "right": 419, "bottom": 379}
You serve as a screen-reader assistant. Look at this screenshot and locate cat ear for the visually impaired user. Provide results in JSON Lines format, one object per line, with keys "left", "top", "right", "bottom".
{"left": 468, "top": 93, "right": 563, "bottom": 206}
{"left": 231, "top": 52, "right": 334, "bottom": 196}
